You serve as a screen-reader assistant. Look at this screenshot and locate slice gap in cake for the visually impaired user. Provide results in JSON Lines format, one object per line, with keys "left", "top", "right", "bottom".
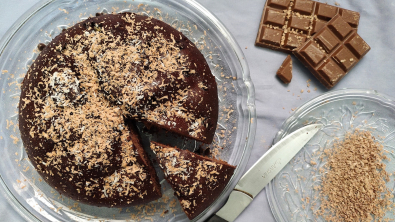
{"left": 126, "top": 121, "right": 162, "bottom": 202}
{"left": 150, "top": 141, "right": 236, "bottom": 219}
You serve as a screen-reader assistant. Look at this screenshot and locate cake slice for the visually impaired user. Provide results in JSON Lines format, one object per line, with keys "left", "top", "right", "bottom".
{"left": 150, "top": 141, "right": 236, "bottom": 219}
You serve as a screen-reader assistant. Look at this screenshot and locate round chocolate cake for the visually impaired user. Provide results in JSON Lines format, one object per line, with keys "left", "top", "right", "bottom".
{"left": 18, "top": 13, "right": 218, "bottom": 207}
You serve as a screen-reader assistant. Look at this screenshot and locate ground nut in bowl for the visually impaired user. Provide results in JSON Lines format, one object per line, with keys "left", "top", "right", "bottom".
{"left": 0, "top": 0, "right": 256, "bottom": 221}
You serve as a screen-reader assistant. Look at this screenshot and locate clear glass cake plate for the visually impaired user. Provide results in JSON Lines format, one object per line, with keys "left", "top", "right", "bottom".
{"left": 0, "top": 0, "right": 256, "bottom": 221}
{"left": 267, "top": 89, "right": 395, "bottom": 222}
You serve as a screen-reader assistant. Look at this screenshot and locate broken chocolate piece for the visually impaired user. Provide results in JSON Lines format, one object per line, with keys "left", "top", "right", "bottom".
{"left": 277, "top": 55, "right": 293, "bottom": 83}
{"left": 293, "top": 15, "right": 370, "bottom": 89}
{"left": 255, "top": 0, "right": 360, "bottom": 53}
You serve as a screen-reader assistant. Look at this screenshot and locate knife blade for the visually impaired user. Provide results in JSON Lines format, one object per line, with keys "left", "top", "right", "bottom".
{"left": 206, "top": 124, "right": 322, "bottom": 222}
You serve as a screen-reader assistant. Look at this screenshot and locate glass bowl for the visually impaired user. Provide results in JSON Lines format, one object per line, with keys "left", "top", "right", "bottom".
{"left": 0, "top": 0, "right": 256, "bottom": 221}
{"left": 267, "top": 89, "right": 395, "bottom": 222}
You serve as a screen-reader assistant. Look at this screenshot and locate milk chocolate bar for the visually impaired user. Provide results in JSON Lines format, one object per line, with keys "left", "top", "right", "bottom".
{"left": 255, "top": 0, "right": 360, "bottom": 53}
{"left": 293, "top": 14, "right": 370, "bottom": 89}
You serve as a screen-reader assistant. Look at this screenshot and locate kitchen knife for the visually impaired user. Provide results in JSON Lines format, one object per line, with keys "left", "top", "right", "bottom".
{"left": 206, "top": 124, "right": 322, "bottom": 222}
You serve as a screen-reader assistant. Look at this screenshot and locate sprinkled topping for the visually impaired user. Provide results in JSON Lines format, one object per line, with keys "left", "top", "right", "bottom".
{"left": 316, "top": 130, "right": 394, "bottom": 221}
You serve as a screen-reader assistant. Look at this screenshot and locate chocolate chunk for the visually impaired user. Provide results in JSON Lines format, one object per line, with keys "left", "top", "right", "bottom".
{"left": 255, "top": 0, "right": 360, "bottom": 53}
{"left": 293, "top": 15, "right": 370, "bottom": 89}
{"left": 277, "top": 55, "right": 293, "bottom": 83}
{"left": 37, "top": 43, "right": 46, "bottom": 51}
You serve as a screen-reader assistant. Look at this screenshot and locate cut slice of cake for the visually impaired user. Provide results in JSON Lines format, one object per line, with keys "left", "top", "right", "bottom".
{"left": 150, "top": 141, "right": 236, "bottom": 219}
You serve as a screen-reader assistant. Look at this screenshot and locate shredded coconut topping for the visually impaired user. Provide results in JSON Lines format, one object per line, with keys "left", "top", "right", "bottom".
{"left": 316, "top": 130, "right": 394, "bottom": 221}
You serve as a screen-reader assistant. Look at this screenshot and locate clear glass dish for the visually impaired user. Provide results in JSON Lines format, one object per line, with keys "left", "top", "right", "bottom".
{"left": 0, "top": 0, "right": 256, "bottom": 221}
{"left": 267, "top": 89, "right": 395, "bottom": 222}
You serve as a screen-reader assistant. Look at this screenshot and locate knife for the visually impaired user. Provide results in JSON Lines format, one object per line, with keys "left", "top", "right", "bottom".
{"left": 206, "top": 124, "right": 322, "bottom": 222}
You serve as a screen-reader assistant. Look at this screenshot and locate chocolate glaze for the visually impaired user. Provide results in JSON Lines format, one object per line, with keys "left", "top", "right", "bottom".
{"left": 19, "top": 13, "right": 218, "bottom": 207}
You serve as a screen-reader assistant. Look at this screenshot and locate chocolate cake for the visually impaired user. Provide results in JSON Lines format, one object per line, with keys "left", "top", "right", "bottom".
{"left": 18, "top": 13, "right": 219, "bottom": 207}
{"left": 150, "top": 141, "right": 236, "bottom": 219}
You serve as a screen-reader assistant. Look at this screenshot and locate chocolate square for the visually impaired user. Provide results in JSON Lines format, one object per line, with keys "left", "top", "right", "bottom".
{"left": 318, "top": 59, "right": 345, "bottom": 85}
{"left": 328, "top": 15, "right": 353, "bottom": 40}
{"left": 264, "top": 8, "right": 287, "bottom": 26}
{"left": 267, "top": 0, "right": 291, "bottom": 9}
{"left": 345, "top": 33, "right": 370, "bottom": 59}
{"left": 340, "top": 9, "right": 360, "bottom": 28}
{"left": 316, "top": 3, "right": 338, "bottom": 20}
{"left": 294, "top": 0, "right": 314, "bottom": 15}
{"left": 289, "top": 15, "right": 311, "bottom": 32}
{"left": 333, "top": 46, "right": 358, "bottom": 71}
{"left": 315, "top": 28, "right": 340, "bottom": 53}
{"left": 259, "top": 26, "right": 283, "bottom": 46}
{"left": 300, "top": 42, "right": 326, "bottom": 66}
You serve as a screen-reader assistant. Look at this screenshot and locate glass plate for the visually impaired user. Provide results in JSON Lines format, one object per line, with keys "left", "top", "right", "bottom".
{"left": 267, "top": 89, "right": 395, "bottom": 222}
{"left": 0, "top": 0, "right": 256, "bottom": 221}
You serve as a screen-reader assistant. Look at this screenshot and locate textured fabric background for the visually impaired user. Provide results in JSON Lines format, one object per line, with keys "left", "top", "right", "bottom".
{"left": 0, "top": 0, "right": 394, "bottom": 221}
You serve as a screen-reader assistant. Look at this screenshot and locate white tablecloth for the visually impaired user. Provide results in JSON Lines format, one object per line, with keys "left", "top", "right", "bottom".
{"left": 0, "top": 0, "right": 394, "bottom": 221}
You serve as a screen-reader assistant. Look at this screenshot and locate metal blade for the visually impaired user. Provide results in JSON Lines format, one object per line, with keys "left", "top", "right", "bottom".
{"left": 235, "top": 123, "right": 322, "bottom": 197}
{"left": 214, "top": 124, "right": 322, "bottom": 221}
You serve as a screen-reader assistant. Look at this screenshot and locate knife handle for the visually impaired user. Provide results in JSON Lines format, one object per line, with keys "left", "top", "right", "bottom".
{"left": 215, "top": 190, "right": 253, "bottom": 222}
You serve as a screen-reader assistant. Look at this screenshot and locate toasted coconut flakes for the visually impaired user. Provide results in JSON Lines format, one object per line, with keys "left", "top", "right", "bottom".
{"left": 316, "top": 130, "right": 394, "bottom": 222}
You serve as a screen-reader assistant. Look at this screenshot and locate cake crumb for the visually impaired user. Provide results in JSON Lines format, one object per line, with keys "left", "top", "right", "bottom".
{"left": 10, "top": 135, "right": 19, "bottom": 144}
{"left": 58, "top": 8, "right": 69, "bottom": 14}
{"left": 310, "top": 160, "right": 316, "bottom": 165}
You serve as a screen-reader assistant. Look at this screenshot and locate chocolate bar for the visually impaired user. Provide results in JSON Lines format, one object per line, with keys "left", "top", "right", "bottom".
{"left": 255, "top": 0, "right": 360, "bottom": 53}
{"left": 293, "top": 14, "right": 370, "bottom": 89}
{"left": 277, "top": 55, "right": 293, "bottom": 83}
